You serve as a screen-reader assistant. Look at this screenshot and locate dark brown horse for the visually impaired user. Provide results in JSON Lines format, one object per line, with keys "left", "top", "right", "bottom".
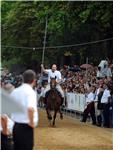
{"left": 45, "top": 77, "right": 63, "bottom": 126}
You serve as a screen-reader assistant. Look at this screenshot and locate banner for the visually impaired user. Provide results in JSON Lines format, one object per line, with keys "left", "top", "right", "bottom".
{"left": 66, "top": 93, "right": 86, "bottom": 112}
{"left": 66, "top": 93, "right": 76, "bottom": 110}
{"left": 75, "top": 94, "right": 79, "bottom": 111}
{"left": 79, "top": 94, "right": 86, "bottom": 112}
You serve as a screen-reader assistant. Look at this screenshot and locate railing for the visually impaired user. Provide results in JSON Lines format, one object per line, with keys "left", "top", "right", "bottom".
{"left": 37, "top": 92, "right": 86, "bottom": 113}
{"left": 65, "top": 93, "right": 86, "bottom": 113}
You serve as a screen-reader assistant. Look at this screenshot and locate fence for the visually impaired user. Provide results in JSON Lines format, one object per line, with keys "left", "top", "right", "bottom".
{"left": 37, "top": 92, "right": 86, "bottom": 113}
{"left": 65, "top": 93, "right": 86, "bottom": 113}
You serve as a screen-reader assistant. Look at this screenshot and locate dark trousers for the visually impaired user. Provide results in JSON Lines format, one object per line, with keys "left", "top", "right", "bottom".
{"left": 1, "top": 133, "right": 13, "bottom": 150}
{"left": 82, "top": 102, "right": 96, "bottom": 124}
{"left": 13, "top": 123, "right": 34, "bottom": 150}
{"left": 97, "top": 114, "right": 102, "bottom": 126}
{"left": 103, "top": 103, "right": 110, "bottom": 128}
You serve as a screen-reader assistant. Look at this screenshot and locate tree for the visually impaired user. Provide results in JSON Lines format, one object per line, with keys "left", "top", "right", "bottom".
{"left": 1, "top": 1, "right": 113, "bottom": 70}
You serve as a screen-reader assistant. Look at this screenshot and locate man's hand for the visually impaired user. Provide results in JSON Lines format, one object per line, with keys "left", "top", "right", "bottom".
{"left": 28, "top": 121, "right": 35, "bottom": 128}
{"left": 41, "top": 64, "right": 44, "bottom": 68}
{"left": 56, "top": 79, "right": 61, "bottom": 84}
{"left": 41, "top": 64, "right": 47, "bottom": 73}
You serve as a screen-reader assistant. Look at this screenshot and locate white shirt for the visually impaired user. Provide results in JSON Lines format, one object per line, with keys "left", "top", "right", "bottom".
{"left": 94, "top": 88, "right": 100, "bottom": 102}
{"left": 46, "top": 69, "right": 62, "bottom": 83}
{"left": 101, "top": 89, "right": 111, "bottom": 103}
{"left": 11, "top": 83, "right": 38, "bottom": 126}
{"left": 86, "top": 92, "right": 95, "bottom": 103}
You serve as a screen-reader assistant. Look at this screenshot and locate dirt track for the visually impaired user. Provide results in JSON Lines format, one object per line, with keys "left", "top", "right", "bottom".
{"left": 34, "top": 109, "right": 113, "bottom": 150}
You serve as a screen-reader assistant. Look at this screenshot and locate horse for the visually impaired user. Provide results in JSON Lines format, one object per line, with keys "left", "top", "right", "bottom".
{"left": 45, "top": 77, "right": 63, "bottom": 126}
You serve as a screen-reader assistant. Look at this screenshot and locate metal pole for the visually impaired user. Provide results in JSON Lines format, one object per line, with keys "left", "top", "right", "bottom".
{"left": 40, "top": 17, "right": 48, "bottom": 85}
{"left": 86, "top": 57, "right": 88, "bottom": 83}
{"left": 42, "top": 17, "right": 48, "bottom": 64}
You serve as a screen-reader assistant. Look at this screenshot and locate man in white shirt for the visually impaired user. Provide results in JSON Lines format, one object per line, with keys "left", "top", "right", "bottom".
{"left": 41, "top": 64, "right": 64, "bottom": 104}
{"left": 101, "top": 84, "right": 111, "bottom": 128}
{"left": 1, "top": 85, "right": 14, "bottom": 150}
{"left": 94, "top": 84, "right": 104, "bottom": 127}
{"left": 81, "top": 86, "right": 96, "bottom": 125}
{"left": 11, "top": 70, "right": 38, "bottom": 150}
{"left": 101, "top": 88, "right": 111, "bottom": 104}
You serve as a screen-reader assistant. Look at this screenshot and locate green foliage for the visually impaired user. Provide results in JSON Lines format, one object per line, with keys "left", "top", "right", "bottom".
{"left": 2, "top": 57, "right": 21, "bottom": 70}
{"left": 1, "top": 1, "right": 113, "bottom": 69}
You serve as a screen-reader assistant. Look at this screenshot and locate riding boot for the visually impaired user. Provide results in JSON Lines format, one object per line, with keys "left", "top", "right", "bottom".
{"left": 60, "top": 97, "right": 64, "bottom": 111}
{"left": 43, "top": 97, "right": 47, "bottom": 107}
{"left": 61, "top": 97, "right": 64, "bottom": 106}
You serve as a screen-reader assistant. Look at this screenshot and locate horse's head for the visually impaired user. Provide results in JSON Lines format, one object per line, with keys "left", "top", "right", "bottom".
{"left": 50, "top": 77, "right": 57, "bottom": 89}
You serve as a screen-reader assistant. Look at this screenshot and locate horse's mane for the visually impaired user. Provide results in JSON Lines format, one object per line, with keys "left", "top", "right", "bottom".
{"left": 47, "top": 89, "right": 60, "bottom": 99}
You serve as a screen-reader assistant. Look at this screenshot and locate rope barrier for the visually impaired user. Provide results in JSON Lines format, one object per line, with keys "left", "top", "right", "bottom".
{"left": 2, "top": 37, "right": 113, "bottom": 50}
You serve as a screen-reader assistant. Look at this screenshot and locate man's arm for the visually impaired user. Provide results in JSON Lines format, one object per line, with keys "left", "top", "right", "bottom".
{"left": 1, "top": 116, "right": 9, "bottom": 135}
{"left": 41, "top": 64, "right": 48, "bottom": 74}
{"left": 28, "top": 107, "right": 35, "bottom": 128}
{"left": 56, "top": 71, "right": 62, "bottom": 83}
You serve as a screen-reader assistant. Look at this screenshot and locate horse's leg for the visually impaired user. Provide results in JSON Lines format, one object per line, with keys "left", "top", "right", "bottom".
{"left": 52, "top": 110, "right": 58, "bottom": 126}
{"left": 46, "top": 108, "right": 52, "bottom": 120}
{"left": 59, "top": 109, "right": 63, "bottom": 120}
{"left": 46, "top": 108, "right": 52, "bottom": 126}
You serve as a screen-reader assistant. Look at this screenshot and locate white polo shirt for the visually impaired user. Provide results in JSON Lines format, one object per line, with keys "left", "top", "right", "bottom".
{"left": 11, "top": 83, "right": 38, "bottom": 126}
{"left": 86, "top": 92, "right": 95, "bottom": 103}
{"left": 101, "top": 89, "right": 111, "bottom": 103}
{"left": 46, "top": 69, "right": 61, "bottom": 83}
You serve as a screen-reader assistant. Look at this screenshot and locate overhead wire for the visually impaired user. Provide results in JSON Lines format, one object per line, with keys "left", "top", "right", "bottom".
{"left": 1, "top": 37, "right": 113, "bottom": 50}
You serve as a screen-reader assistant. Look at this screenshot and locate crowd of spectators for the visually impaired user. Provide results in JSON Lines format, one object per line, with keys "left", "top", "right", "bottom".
{"left": 1, "top": 59, "right": 113, "bottom": 94}
{"left": 59, "top": 59, "right": 113, "bottom": 128}
{"left": 60, "top": 59, "right": 113, "bottom": 94}
{"left": 1, "top": 59, "right": 113, "bottom": 129}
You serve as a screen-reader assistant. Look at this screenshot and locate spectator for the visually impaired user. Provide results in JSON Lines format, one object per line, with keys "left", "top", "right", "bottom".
{"left": 97, "top": 66, "right": 103, "bottom": 79}
{"left": 1, "top": 114, "right": 14, "bottom": 150}
{"left": 100, "top": 83, "right": 111, "bottom": 128}
{"left": 11, "top": 69, "right": 38, "bottom": 150}
{"left": 1, "top": 82, "right": 15, "bottom": 150}
{"left": 81, "top": 85, "right": 96, "bottom": 125}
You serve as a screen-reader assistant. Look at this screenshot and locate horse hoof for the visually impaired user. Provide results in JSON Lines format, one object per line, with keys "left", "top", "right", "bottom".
{"left": 49, "top": 124, "right": 51, "bottom": 127}
{"left": 48, "top": 116, "right": 52, "bottom": 120}
{"left": 48, "top": 121, "right": 51, "bottom": 127}
{"left": 60, "top": 115, "right": 63, "bottom": 120}
{"left": 52, "top": 124, "right": 56, "bottom": 128}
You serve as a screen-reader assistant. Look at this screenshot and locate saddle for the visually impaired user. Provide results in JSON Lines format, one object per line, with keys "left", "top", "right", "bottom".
{"left": 45, "top": 88, "right": 62, "bottom": 99}
{"left": 45, "top": 89, "right": 64, "bottom": 106}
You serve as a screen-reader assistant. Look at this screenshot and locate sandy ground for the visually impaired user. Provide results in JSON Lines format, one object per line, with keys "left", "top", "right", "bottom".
{"left": 34, "top": 109, "right": 113, "bottom": 150}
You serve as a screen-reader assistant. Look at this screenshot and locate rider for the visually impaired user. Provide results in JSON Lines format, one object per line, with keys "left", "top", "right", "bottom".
{"left": 41, "top": 64, "right": 64, "bottom": 104}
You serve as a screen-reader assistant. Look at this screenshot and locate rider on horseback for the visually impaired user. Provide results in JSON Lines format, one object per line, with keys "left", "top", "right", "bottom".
{"left": 41, "top": 64, "right": 64, "bottom": 105}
